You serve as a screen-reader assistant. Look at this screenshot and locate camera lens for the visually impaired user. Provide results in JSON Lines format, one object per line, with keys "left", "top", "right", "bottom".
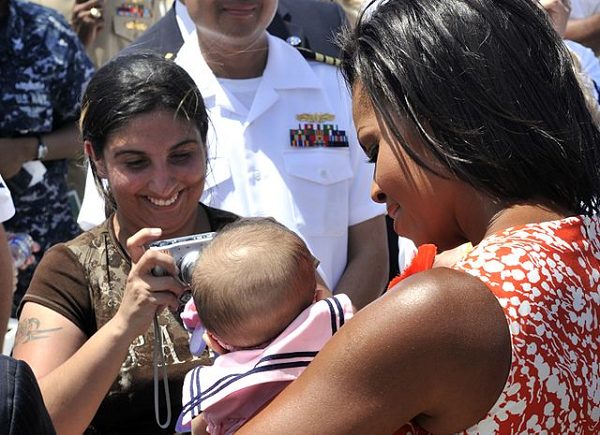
{"left": 178, "top": 251, "right": 200, "bottom": 285}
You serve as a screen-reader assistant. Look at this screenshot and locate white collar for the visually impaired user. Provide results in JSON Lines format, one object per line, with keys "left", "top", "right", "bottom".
{"left": 176, "top": 33, "right": 322, "bottom": 100}
{"left": 174, "top": 0, "right": 196, "bottom": 42}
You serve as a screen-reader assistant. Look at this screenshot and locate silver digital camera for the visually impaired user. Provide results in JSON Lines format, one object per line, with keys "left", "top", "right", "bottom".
{"left": 148, "top": 232, "right": 215, "bottom": 285}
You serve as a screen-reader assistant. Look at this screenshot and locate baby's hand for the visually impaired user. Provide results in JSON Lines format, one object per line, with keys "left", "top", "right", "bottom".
{"left": 314, "top": 285, "right": 332, "bottom": 302}
{"left": 191, "top": 413, "right": 209, "bottom": 435}
{"left": 433, "top": 243, "right": 473, "bottom": 268}
{"left": 203, "top": 331, "right": 229, "bottom": 355}
{"left": 181, "top": 299, "right": 207, "bottom": 356}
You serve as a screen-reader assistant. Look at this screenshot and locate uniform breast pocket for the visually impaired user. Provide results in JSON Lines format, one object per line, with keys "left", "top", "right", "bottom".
{"left": 283, "top": 149, "right": 354, "bottom": 237}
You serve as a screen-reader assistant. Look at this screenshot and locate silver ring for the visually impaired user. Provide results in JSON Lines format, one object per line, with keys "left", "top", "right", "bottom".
{"left": 90, "top": 7, "right": 102, "bottom": 19}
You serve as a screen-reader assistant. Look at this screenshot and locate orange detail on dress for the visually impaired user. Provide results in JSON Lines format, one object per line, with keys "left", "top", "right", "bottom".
{"left": 395, "top": 216, "right": 600, "bottom": 433}
{"left": 387, "top": 244, "right": 437, "bottom": 290}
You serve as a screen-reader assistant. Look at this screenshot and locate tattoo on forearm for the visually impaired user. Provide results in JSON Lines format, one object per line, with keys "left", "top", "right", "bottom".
{"left": 15, "top": 318, "right": 62, "bottom": 344}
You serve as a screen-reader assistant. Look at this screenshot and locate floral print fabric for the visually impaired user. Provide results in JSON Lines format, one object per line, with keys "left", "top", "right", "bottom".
{"left": 400, "top": 215, "right": 600, "bottom": 434}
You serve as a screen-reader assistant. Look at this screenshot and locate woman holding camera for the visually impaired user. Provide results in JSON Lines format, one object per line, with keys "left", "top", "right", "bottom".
{"left": 13, "top": 53, "right": 238, "bottom": 434}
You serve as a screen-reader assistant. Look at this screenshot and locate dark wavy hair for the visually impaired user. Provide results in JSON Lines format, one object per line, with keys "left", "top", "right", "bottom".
{"left": 80, "top": 52, "right": 209, "bottom": 213}
{"left": 340, "top": 0, "right": 600, "bottom": 215}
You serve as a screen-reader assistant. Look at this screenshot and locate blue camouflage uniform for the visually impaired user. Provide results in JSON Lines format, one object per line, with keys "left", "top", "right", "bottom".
{"left": 0, "top": 0, "right": 95, "bottom": 314}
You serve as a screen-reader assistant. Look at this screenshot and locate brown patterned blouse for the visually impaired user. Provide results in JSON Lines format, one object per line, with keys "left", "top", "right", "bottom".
{"left": 21, "top": 204, "right": 238, "bottom": 434}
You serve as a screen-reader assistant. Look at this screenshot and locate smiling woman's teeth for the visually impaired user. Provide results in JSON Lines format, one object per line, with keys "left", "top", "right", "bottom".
{"left": 148, "top": 192, "right": 178, "bottom": 206}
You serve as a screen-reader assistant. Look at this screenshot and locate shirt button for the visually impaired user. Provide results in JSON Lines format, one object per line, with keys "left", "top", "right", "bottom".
{"left": 254, "top": 171, "right": 262, "bottom": 181}
{"left": 320, "top": 169, "right": 328, "bottom": 179}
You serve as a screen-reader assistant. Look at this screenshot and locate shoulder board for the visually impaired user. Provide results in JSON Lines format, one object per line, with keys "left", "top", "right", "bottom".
{"left": 161, "top": 47, "right": 340, "bottom": 66}
{"left": 295, "top": 47, "right": 341, "bottom": 67}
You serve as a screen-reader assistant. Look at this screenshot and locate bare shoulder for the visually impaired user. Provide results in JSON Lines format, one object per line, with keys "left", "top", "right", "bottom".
{"left": 383, "top": 266, "right": 508, "bottom": 340}
{"left": 351, "top": 267, "right": 512, "bottom": 431}
{"left": 239, "top": 267, "right": 511, "bottom": 434}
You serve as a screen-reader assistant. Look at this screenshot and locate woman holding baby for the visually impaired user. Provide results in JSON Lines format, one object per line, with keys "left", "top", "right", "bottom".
{"left": 239, "top": 0, "right": 600, "bottom": 433}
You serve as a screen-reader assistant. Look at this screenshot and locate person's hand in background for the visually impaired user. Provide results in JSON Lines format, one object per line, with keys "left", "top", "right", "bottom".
{"left": 71, "top": 0, "right": 104, "bottom": 48}
{"left": 540, "top": 0, "right": 571, "bottom": 36}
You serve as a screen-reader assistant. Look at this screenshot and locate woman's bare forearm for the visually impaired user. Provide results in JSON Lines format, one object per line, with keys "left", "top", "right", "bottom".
{"left": 14, "top": 309, "right": 136, "bottom": 435}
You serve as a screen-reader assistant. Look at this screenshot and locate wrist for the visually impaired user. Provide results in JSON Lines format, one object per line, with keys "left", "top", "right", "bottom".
{"left": 35, "top": 134, "right": 48, "bottom": 160}
{"left": 105, "top": 315, "right": 137, "bottom": 344}
{"left": 17, "top": 136, "right": 38, "bottom": 163}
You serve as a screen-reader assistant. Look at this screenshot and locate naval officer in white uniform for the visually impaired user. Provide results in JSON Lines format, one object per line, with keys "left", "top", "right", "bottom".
{"left": 79, "top": 0, "right": 388, "bottom": 309}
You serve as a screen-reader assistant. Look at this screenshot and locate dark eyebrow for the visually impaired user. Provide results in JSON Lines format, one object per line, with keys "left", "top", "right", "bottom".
{"left": 113, "top": 139, "right": 199, "bottom": 158}
{"left": 170, "top": 139, "right": 200, "bottom": 150}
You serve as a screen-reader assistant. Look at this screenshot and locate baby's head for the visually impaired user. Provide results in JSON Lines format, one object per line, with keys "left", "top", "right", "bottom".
{"left": 191, "top": 217, "right": 318, "bottom": 351}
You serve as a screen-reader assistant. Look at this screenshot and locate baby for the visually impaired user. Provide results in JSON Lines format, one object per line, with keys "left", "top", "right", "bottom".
{"left": 176, "top": 217, "right": 353, "bottom": 434}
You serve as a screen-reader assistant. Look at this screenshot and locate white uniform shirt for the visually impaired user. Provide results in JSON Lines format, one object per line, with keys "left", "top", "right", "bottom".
{"left": 176, "top": 33, "right": 383, "bottom": 288}
{"left": 566, "top": 40, "right": 600, "bottom": 101}
{"left": 174, "top": 0, "right": 195, "bottom": 42}
{"left": 0, "top": 175, "right": 15, "bottom": 223}
{"left": 570, "top": 0, "right": 600, "bottom": 19}
{"left": 77, "top": 31, "right": 384, "bottom": 289}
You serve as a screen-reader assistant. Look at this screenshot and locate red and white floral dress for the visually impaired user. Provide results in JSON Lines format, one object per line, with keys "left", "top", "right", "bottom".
{"left": 399, "top": 215, "right": 600, "bottom": 434}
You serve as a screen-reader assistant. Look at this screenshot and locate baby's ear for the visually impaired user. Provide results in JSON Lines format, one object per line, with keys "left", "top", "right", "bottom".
{"left": 314, "top": 285, "right": 332, "bottom": 302}
{"left": 204, "top": 331, "right": 229, "bottom": 355}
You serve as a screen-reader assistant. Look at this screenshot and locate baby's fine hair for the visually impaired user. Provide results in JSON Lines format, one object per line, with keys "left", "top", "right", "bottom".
{"left": 191, "top": 217, "right": 317, "bottom": 348}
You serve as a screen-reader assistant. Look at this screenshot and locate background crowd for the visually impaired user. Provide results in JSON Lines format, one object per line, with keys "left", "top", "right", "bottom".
{"left": 0, "top": 0, "right": 599, "bottom": 434}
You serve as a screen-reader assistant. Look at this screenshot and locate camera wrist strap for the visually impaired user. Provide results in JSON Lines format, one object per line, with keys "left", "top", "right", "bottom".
{"left": 153, "top": 314, "right": 172, "bottom": 429}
